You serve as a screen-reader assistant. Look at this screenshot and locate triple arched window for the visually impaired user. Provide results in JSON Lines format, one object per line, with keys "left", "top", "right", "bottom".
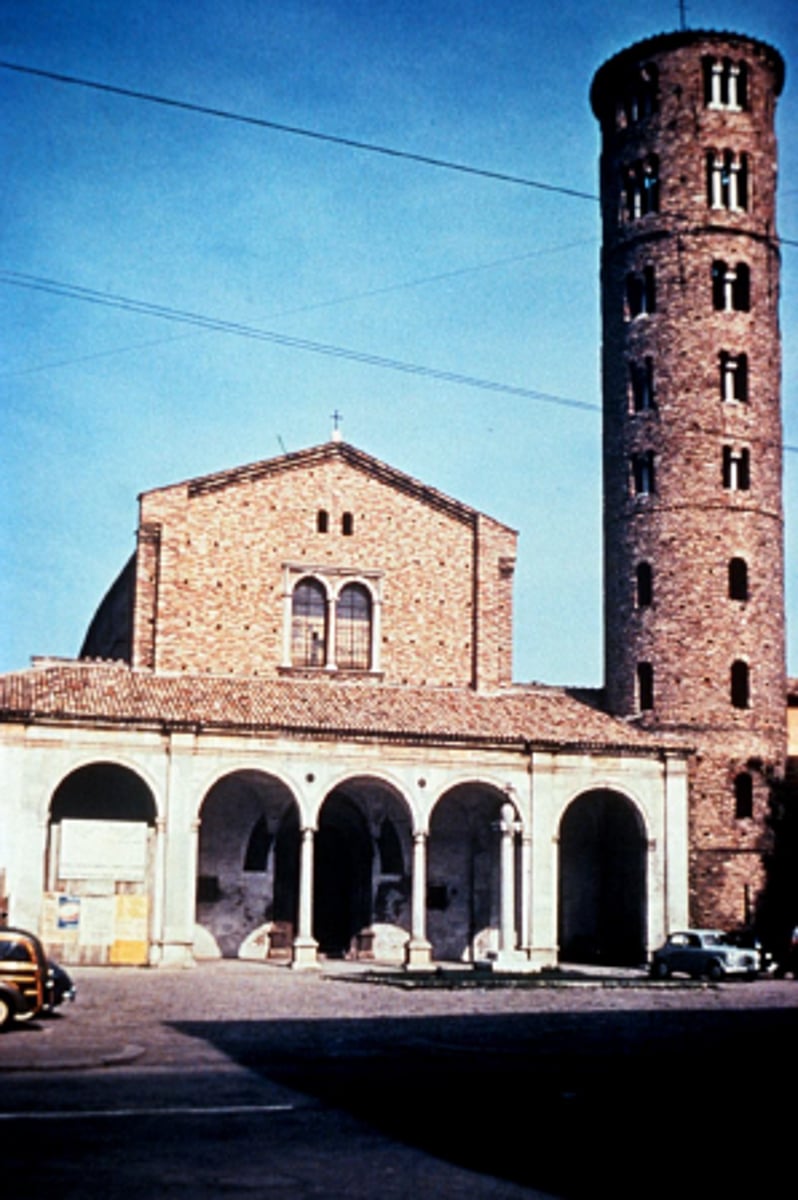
{"left": 289, "top": 575, "right": 377, "bottom": 672}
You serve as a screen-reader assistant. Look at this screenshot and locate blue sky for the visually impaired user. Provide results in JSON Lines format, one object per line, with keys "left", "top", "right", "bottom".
{"left": 2, "top": 0, "right": 796, "bottom": 685}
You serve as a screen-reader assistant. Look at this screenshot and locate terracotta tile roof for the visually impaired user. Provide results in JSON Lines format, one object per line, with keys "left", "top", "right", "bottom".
{"left": 0, "top": 660, "right": 686, "bottom": 755}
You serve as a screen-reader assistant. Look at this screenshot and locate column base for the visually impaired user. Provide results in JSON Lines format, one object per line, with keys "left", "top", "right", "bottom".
{"left": 485, "top": 948, "right": 538, "bottom": 974}
{"left": 404, "top": 937, "right": 433, "bottom": 970}
{"left": 154, "top": 942, "right": 196, "bottom": 968}
{"left": 291, "top": 936, "right": 320, "bottom": 971}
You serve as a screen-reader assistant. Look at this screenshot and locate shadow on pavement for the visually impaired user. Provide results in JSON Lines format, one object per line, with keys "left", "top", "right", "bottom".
{"left": 172, "top": 1005, "right": 797, "bottom": 1198}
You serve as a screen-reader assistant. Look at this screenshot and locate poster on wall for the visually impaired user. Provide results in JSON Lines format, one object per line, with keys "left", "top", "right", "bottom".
{"left": 110, "top": 894, "right": 149, "bottom": 965}
{"left": 59, "top": 819, "right": 147, "bottom": 882}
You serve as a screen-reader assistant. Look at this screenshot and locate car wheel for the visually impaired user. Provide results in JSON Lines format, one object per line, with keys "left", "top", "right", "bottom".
{"left": 706, "top": 960, "right": 724, "bottom": 982}
{"left": 0, "top": 994, "right": 14, "bottom": 1031}
{"left": 650, "top": 960, "right": 670, "bottom": 980}
{"left": 13, "top": 1005, "right": 37, "bottom": 1023}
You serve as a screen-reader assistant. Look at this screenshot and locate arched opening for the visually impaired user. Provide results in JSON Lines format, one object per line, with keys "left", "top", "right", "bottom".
{"left": 428, "top": 783, "right": 516, "bottom": 963}
{"left": 291, "top": 577, "right": 327, "bottom": 667}
{"left": 47, "top": 762, "right": 157, "bottom": 966}
{"left": 558, "top": 790, "right": 647, "bottom": 966}
{"left": 314, "top": 794, "right": 372, "bottom": 957}
{"left": 197, "top": 770, "right": 299, "bottom": 959}
{"left": 313, "top": 779, "right": 411, "bottom": 961}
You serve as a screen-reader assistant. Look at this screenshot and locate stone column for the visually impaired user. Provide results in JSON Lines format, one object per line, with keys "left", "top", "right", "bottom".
{"left": 149, "top": 817, "right": 167, "bottom": 966}
{"left": 519, "top": 829, "right": 532, "bottom": 953}
{"left": 499, "top": 802, "right": 516, "bottom": 954}
{"left": 325, "top": 595, "right": 338, "bottom": 671}
{"left": 292, "top": 826, "right": 319, "bottom": 970}
{"left": 491, "top": 801, "right": 533, "bottom": 972}
{"left": 405, "top": 830, "right": 432, "bottom": 970}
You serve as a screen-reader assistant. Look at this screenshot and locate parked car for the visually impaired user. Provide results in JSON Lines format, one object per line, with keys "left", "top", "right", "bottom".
{"left": 724, "top": 928, "right": 774, "bottom": 974}
{"left": 649, "top": 929, "right": 759, "bottom": 981}
{"left": 0, "top": 927, "right": 75, "bottom": 1028}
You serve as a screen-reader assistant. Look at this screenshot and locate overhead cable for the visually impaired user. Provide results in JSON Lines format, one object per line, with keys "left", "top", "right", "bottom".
{"left": 0, "top": 60, "right": 599, "bottom": 202}
{"left": 0, "top": 270, "right": 600, "bottom": 413}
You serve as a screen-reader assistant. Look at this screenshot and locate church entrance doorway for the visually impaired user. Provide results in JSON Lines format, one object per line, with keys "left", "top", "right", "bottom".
{"left": 558, "top": 789, "right": 646, "bottom": 966}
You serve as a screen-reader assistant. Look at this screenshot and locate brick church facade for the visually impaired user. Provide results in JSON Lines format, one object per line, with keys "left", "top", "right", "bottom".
{"left": 0, "top": 28, "right": 792, "bottom": 970}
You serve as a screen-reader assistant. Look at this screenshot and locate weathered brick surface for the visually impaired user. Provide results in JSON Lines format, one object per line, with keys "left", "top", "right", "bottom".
{"left": 131, "top": 442, "right": 516, "bottom": 690}
{"left": 592, "top": 31, "right": 787, "bottom": 927}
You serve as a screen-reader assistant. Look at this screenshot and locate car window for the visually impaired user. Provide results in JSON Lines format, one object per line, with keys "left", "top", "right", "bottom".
{"left": 0, "top": 939, "right": 34, "bottom": 962}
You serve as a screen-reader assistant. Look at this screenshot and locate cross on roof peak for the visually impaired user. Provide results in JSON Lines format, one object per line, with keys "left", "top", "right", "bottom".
{"left": 331, "top": 409, "right": 343, "bottom": 443}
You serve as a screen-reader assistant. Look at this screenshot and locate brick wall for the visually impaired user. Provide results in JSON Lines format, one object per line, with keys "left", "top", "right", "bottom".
{"left": 131, "top": 444, "right": 517, "bottom": 690}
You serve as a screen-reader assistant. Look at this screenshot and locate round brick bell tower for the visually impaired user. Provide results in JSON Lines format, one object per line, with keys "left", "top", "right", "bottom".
{"left": 591, "top": 31, "right": 787, "bottom": 928}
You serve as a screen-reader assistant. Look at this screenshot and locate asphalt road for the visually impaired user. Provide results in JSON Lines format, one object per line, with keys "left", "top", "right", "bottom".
{"left": 1, "top": 963, "right": 796, "bottom": 1199}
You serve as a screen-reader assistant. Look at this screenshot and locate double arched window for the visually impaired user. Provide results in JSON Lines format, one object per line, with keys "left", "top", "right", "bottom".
{"left": 290, "top": 577, "right": 375, "bottom": 671}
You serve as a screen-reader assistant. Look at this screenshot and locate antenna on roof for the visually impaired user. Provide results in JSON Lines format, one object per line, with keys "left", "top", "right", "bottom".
{"left": 277, "top": 435, "right": 287, "bottom": 454}
{"left": 331, "top": 408, "right": 343, "bottom": 443}
{"left": 678, "top": 0, "right": 688, "bottom": 30}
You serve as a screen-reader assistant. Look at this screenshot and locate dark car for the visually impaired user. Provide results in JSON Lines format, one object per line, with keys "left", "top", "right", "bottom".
{"left": 45, "top": 959, "right": 76, "bottom": 1012}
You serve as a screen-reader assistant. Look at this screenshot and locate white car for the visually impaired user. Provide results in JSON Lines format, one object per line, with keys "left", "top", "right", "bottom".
{"left": 650, "top": 930, "right": 759, "bottom": 981}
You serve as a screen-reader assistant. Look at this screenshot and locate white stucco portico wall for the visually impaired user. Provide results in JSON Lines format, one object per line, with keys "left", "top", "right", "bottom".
{"left": 528, "top": 748, "right": 689, "bottom": 967}
{"left": 0, "top": 714, "right": 689, "bottom": 971}
{"left": 0, "top": 722, "right": 168, "bottom": 948}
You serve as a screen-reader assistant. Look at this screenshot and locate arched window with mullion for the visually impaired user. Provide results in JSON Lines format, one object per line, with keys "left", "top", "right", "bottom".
{"left": 335, "top": 583, "right": 372, "bottom": 671}
{"left": 292, "top": 578, "right": 327, "bottom": 667}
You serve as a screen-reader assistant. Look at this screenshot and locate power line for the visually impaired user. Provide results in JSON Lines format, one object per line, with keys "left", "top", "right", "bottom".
{"left": 0, "top": 60, "right": 599, "bottom": 203}
{"left": 4, "top": 268, "right": 796, "bottom": 454}
{"left": 0, "top": 269, "right": 600, "bottom": 414}
{"left": 0, "top": 236, "right": 598, "bottom": 381}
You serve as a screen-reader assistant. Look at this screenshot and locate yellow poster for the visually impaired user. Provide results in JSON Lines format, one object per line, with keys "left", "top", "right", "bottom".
{"left": 110, "top": 894, "right": 149, "bottom": 965}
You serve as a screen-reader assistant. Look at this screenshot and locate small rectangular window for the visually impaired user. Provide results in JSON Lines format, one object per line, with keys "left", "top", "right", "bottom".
{"left": 728, "top": 557, "right": 749, "bottom": 601}
{"left": 341, "top": 512, "right": 354, "bottom": 536}
{"left": 734, "top": 773, "right": 754, "bottom": 819}
{"left": 636, "top": 562, "right": 653, "bottom": 607}
{"left": 731, "top": 660, "right": 750, "bottom": 709}
{"left": 631, "top": 452, "right": 655, "bottom": 495}
{"left": 637, "top": 662, "right": 654, "bottom": 710}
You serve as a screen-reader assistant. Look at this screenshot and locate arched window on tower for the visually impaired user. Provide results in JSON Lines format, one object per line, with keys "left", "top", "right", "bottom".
{"left": 728, "top": 558, "right": 749, "bottom": 601}
{"left": 623, "top": 156, "right": 659, "bottom": 220}
{"left": 703, "top": 57, "right": 748, "bottom": 111}
{"left": 629, "top": 358, "right": 656, "bottom": 411}
{"left": 712, "top": 261, "right": 750, "bottom": 312}
{"left": 335, "top": 583, "right": 372, "bottom": 671}
{"left": 720, "top": 352, "right": 748, "bottom": 402}
{"left": 707, "top": 150, "right": 748, "bottom": 211}
{"left": 731, "top": 660, "right": 750, "bottom": 709}
{"left": 722, "top": 446, "right": 750, "bottom": 491}
{"left": 617, "top": 63, "right": 659, "bottom": 127}
{"left": 291, "top": 577, "right": 327, "bottom": 667}
{"left": 626, "top": 266, "right": 656, "bottom": 318}
{"left": 631, "top": 452, "right": 656, "bottom": 496}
